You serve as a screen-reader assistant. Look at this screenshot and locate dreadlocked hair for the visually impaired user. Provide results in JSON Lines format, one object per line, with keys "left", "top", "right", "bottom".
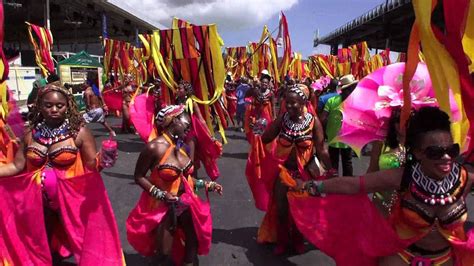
{"left": 29, "top": 84, "right": 84, "bottom": 136}
{"left": 400, "top": 106, "right": 451, "bottom": 190}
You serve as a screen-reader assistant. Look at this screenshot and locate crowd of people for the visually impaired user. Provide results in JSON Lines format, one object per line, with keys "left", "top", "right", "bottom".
{"left": 0, "top": 64, "right": 473, "bottom": 266}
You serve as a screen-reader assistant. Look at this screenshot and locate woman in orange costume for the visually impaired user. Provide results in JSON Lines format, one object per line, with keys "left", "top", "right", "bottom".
{"left": 252, "top": 84, "right": 331, "bottom": 255}
{"left": 127, "top": 105, "right": 222, "bottom": 266}
{"left": 244, "top": 75, "right": 275, "bottom": 142}
{"left": 0, "top": 84, "right": 123, "bottom": 265}
{"left": 296, "top": 107, "right": 474, "bottom": 265}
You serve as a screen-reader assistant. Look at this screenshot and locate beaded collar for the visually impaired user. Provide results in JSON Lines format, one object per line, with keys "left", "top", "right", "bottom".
{"left": 409, "top": 162, "right": 463, "bottom": 206}
{"left": 33, "top": 120, "right": 73, "bottom": 146}
{"left": 256, "top": 88, "right": 272, "bottom": 104}
{"left": 280, "top": 112, "right": 313, "bottom": 141}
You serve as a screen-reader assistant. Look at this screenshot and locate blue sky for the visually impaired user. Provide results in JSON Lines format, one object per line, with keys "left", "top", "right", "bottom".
{"left": 120, "top": 0, "right": 385, "bottom": 57}
{"left": 218, "top": 0, "right": 383, "bottom": 57}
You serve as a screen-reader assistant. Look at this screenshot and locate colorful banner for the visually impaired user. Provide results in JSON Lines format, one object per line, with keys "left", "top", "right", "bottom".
{"left": 25, "top": 22, "right": 55, "bottom": 77}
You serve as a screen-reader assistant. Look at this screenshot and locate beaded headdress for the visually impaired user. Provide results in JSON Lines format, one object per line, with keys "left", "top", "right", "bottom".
{"left": 156, "top": 105, "right": 185, "bottom": 128}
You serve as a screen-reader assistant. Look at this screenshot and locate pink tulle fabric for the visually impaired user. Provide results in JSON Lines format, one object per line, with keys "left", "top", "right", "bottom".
{"left": 55, "top": 170, "right": 124, "bottom": 265}
{"left": 0, "top": 171, "right": 124, "bottom": 266}
{"left": 0, "top": 172, "right": 51, "bottom": 265}
{"left": 338, "top": 62, "right": 460, "bottom": 155}
{"left": 126, "top": 176, "right": 212, "bottom": 257}
{"left": 288, "top": 192, "right": 474, "bottom": 265}
{"left": 129, "top": 93, "right": 155, "bottom": 142}
{"left": 288, "top": 193, "right": 415, "bottom": 265}
{"left": 6, "top": 92, "right": 25, "bottom": 138}
{"left": 189, "top": 115, "right": 222, "bottom": 180}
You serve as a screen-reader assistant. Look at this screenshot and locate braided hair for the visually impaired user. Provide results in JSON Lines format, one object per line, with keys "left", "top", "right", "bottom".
{"left": 400, "top": 107, "right": 451, "bottom": 190}
{"left": 29, "top": 84, "right": 83, "bottom": 136}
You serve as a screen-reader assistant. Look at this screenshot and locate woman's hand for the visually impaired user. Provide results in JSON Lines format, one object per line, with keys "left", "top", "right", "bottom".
{"left": 164, "top": 192, "right": 179, "bottom": 203}
{"left": 208, "top": 181, "right": 223, "bottom": 195}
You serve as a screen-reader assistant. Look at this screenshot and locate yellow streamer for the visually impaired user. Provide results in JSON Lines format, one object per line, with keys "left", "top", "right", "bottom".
{"left": 412, "top": 0, "right": 469, "bottom": 148}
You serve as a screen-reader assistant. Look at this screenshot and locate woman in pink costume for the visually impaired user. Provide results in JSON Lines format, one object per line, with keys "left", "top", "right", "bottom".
{"left": 174, "top": 80, "right": 222, "bottom": 181}
{"left": 252, "top": 84, "right": 332, "bottom": 255}
{"left": 127, "top": 105, "right": 223, "bottom": 266}
{"left": 0, "top": 84, "right": 124, "bottom": 265}
{"left": 295, "top": 107, "right": 474, "bottom": 265}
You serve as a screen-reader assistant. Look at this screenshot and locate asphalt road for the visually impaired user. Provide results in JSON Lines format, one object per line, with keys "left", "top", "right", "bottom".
{"left": 90, "top": 117, "right": 473, "bottom": 266}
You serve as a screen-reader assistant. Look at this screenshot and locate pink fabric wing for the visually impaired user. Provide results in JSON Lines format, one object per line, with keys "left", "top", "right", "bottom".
{"left": 0, "top": 172, "right": 52, "bottom": 265}
{"left": 6, "top": 90, "right": 25, "bottom": 138}
{"left": 190, "top": 115, "right": 221, "bottom": 180}
{"left": 55, "top": 171, "right": 124, "bottom": 266}
{"left": 103, "top": 90, "right": 123, "bottom": 113}
{"left": 288, "top": 193, "right": 415, "bottom": 266}
{"left": 126, "top": 177, "right": 212, "bottom": 256}
{"left": 130, "top": 93, "right": 155, "bottom": 142}
{"left": 179, "top": 176, "right": 212, "bottom": 255}
{"left": 126, "top": 192, "right": 169, "bottom": 256}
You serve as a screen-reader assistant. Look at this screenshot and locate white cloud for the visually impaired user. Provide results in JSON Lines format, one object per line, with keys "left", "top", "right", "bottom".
{"left": 111, "top": 0, "right": 298, "bottom": 31}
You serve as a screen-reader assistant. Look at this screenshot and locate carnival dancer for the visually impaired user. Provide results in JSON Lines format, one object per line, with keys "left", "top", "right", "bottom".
{"left": 249, "top": 84, "right": 332, "bottom": 255}
{"left": 82, "top": 72, "right": 116, "bottom": 137}
{"left": 126, "top": 105, "right": 223, "bottom": 266}
{"left": 175, "top": 80, "right": 222, "bottom": 181}
{"left": 243, "top": 75, "right": 275, "bottom": 142}
{"left": 224, "top": 75, "right": 237, "bottom": 126}
{"left": 367, "top": 106, "right": 407, "bottom": 216}
{"left": 0, "top": 84, "right": 124, "bottom": 265}
{"left": 118, "top": 74, "right": 136, "bottom": 133}
{"left": 294, "top": 107, "right": 473, "bottom": 265}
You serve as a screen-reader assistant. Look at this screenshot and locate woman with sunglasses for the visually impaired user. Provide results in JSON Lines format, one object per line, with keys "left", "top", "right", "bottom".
{"left": 126, "top": 105, "right": 223, "bottom": 266}
{"left": 295, "top": 107, "right": 473, "bottom": 265}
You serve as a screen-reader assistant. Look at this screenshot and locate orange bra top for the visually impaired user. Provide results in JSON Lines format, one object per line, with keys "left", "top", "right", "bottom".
{"left": 26, "top": 139, "right": 78, "bottom": 168}
{"left": 396, "top": 163, "right": 468, "bottom": 230}
{"left": 154, "top": 134, "right": 194, "bottom": 182}
{"left": 277, "top": 112, "right": 314, "bottom": 149}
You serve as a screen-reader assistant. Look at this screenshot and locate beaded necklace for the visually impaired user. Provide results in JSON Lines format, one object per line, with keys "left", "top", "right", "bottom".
{"left": 280, "top": 112, "right": 313, "bottom": 142}
{"left": 256, "top": 88, "right": 272, "bottom": 104}
{"left": 33, "top": 120, "right": 72, "bottom": 146}
{"left": 409, "top": 162, "right": 463, "bottom": 206}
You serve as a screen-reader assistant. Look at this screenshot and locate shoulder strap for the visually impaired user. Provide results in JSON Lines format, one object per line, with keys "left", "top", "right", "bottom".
{"left": 159, "top": 134, "right": 174, "bottom": 165}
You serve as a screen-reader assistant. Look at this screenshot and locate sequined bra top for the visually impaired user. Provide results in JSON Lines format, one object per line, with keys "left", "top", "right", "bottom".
{"left": 398, "top": 162, "right": 468, "bottom": 228}
{"left": 378, "top": 144, "right": 406, "bottom": 170}
{"left": 154, "top": 134, "right": 194, "bottom": 182}
{"left": 26, "top": 140, "right": 79, "bottom": 168}
{"left": 278, "top": 112, "right": 314, "bottom": 149}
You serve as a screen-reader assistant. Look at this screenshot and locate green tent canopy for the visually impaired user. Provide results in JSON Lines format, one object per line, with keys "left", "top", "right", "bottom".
{"left": 58, "top": 51, "right": 102, "bottom": 68}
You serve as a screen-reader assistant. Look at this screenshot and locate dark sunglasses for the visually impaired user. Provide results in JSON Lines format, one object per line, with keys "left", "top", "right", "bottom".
{"left": 423, "top": 143, "right": 460, "bottom": 160}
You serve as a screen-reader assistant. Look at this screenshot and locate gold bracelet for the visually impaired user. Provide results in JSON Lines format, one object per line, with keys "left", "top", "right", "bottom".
{"left": 149, "top": 185, "right": 156, "bottom": 193}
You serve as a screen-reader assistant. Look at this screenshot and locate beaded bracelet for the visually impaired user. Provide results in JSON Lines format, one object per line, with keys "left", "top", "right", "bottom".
{"left": 305, "top": 180, "right": 326, "bottom": 197}
{"left": 207, "top": 181, "right": 216, "bottom": 192}
{"left": 194, "top": 179, "right": 205, "bottom": 192}
{"left": 149, "top": 185, "right": 166, "bottom": 201}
